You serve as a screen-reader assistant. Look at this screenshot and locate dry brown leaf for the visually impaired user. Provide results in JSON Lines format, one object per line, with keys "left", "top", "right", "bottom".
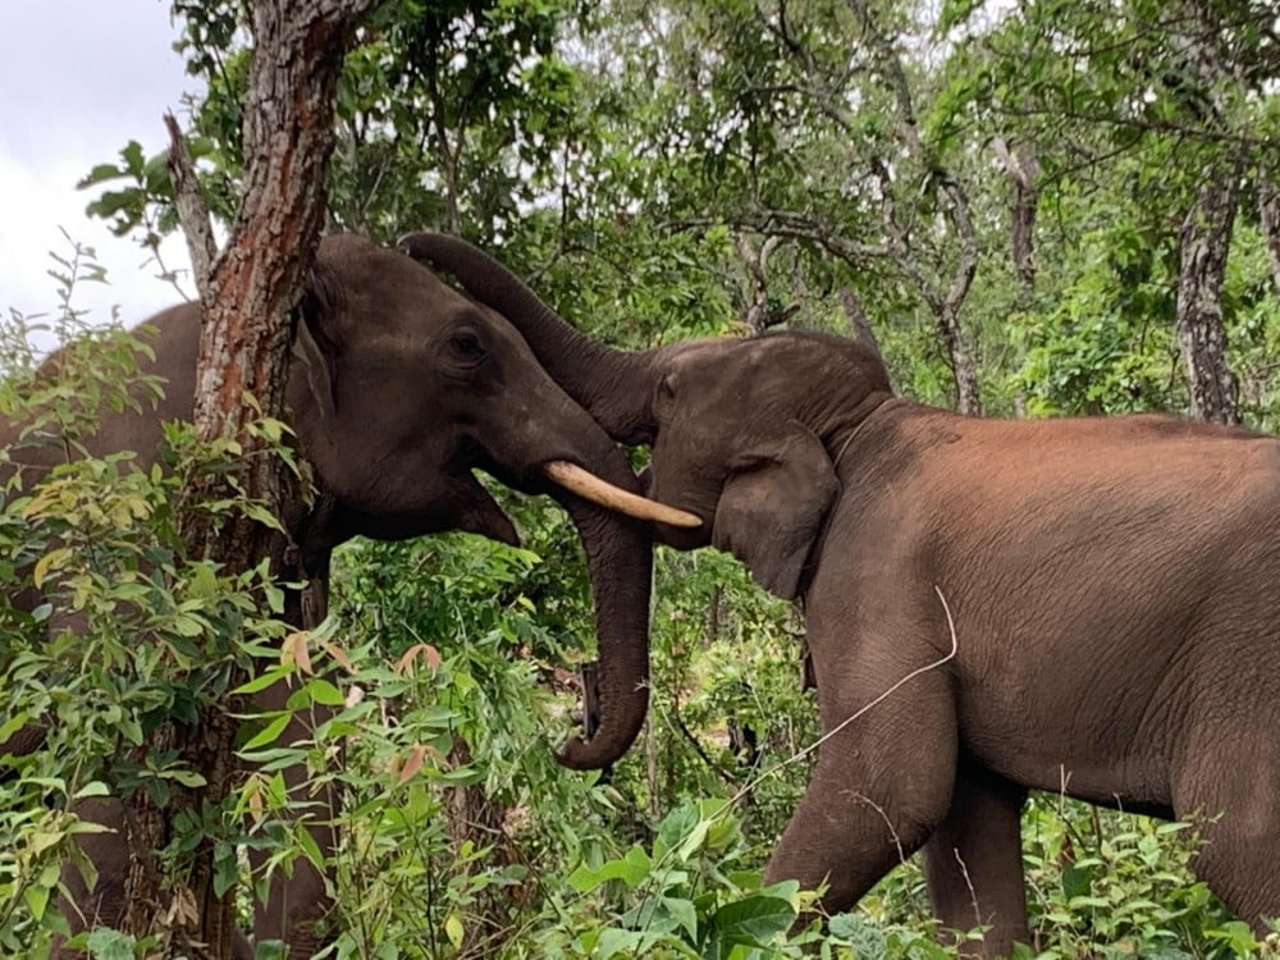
{"left": 396, "top": 642, "right": 442, "bottom": 673}
{"left": 320, "top": 639, "right": 355, "bottom": 673}
{"left": 281, "top": 631, "right": 313, "bottom": 675}
{"left": 399, "top": 744, "right": 428, "bottom": 784}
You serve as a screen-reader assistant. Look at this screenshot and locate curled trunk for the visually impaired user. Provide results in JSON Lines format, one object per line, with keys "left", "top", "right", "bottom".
{"left": 555, "top": 496, "right": 652, "bottom": 769}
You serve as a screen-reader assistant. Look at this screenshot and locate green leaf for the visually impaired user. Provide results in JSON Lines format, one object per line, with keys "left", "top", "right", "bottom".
{"left": 1062, "top": 862, "right": 1093, "bottom": 900}
{"left": 242, "top": 713, "right": 291, "bottom": 750}
{"left": 567, "top": 846, "right": 652, "bottom": 892}
{"left": 84, "top": 928, "right": 137, "bottom": 960}
{"left": 213, "top": 842, "right": 239, "bottom": 897}
{"left": 663, "top": 896, "right": 698, "bottom": 939}
{"left": 73, "top": 781, "right": 111, "bottom": 799}
{"left": 23, "top": 883, "right": 49, "bottom": 921}
{"left": 707, "top": 894, "right": 795, "bottom": 948}
{"left": 445, "top": 913, "right": 465, "bottom": 949}
{"left": 162, "top": 769, "right": 208, "bottom": 788}
{"left": 234, "top": 666, "right": 292, "bottom": 695}
{"left": 301, "top": 678, "right": 346, "bottom": 707}
{"left": 0, "top": 710, "right": 32, "bottom": 746}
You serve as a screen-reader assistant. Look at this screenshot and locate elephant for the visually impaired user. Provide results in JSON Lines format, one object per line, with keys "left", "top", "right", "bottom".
{"left": 402, "top": 230, "right": 1280, "bottom": 957}
{"left": 0, "top": 233, "right": 693, "bottom": 958}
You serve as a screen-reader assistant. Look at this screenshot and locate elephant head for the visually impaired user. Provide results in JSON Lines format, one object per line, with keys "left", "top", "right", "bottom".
{"left": 286, "top": 235, "right": 704, "bottom": 768}
{"left": 397, "top": 232, "right": 891, "bottom": 695}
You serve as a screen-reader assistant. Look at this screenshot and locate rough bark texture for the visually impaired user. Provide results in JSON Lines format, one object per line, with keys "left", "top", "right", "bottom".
{"left": 446, "top": 739, "right": 515, "bottom": 957}
{"left": 734, "top": 233, "right": 799, "bottom": 335}
{"left": 1259, "top": 180, "right": 1280, "bottom": 296}
{"left": 165, "top": 112, "right": 217, "bottom": 293}
{"left": 1165, "top": 3, "right": 1243, "bottom": 426}
{"left": 1176, "top": 167, "right": 1242, "bottom": 425}
{"left": 993, "top": 137, "right": 1040, "bottom": 295}
{"left": 129, "top": 2, "right": 376, "bottom": 956}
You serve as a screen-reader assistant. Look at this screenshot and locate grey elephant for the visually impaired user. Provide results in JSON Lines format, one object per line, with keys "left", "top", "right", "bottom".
{"left": 404, "top": 231, "right": 1280, "bottom": 958}
{"left": 1, "top": 234, "right": 691, "bottom": 958}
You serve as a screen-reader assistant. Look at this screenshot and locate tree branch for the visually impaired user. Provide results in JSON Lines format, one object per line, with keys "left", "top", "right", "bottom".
{"left": 164, "top": 113, "right": 217, "bottom": 296}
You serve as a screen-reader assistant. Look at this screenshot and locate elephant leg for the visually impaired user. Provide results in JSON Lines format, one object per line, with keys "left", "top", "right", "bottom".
{"left": 923, "top": 764, "right": 1028, "bottom": 958}
{"left": 51, "top": 799, "right": 128, "bottom": 958}
{"left": 248, "top": 693, "right": 339, "bottom": 959}
{"left": 764, "top": 666, "right": 957, "bottom": 916}
{"left": 1173, "top": 734, "right": 1280, "bottom": 931}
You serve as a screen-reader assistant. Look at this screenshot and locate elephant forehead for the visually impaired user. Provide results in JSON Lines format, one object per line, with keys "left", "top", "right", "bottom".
{"left": 316, "top": 233, "right": 453, "bottom": 300}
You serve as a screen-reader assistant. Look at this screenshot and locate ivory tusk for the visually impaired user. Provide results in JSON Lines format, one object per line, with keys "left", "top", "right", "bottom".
{"left": 543, "top": 461, "right": 702, "bottom": 528}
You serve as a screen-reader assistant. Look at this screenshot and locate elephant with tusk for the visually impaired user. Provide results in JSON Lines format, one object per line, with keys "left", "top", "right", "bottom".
{"left": 2, "top": 233, "right": 681, "bottom": 957}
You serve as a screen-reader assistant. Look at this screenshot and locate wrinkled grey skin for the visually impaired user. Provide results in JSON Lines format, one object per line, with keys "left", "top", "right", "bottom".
{"left": 404, "top": 232, "right": 1280, "bottom": 958}
{"left": 1, "top": 234, "right": 653, "bottom": 958}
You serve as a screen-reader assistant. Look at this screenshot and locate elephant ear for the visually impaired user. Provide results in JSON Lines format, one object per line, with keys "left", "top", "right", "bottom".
{"left": 711, "top": 424, "right": 839, "bottom": 600}
{"left": 290, "top": 285, "right": 340, "bottom": 422}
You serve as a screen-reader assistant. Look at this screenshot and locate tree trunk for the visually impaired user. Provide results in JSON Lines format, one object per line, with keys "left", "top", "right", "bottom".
{"left": 847, "top": 0, "right": 980, "bottom": 415}
{"left": 940, "top": 303, "right": 981, "bottom": 416}
{"left": 128, "top": 1, "right": 376, "bottom": 956}
{"left": 994, "top": 137, "right": 1040, "bottom": 296}
{"left": 1259, "top": 180, "right": 1280, "bottom": 297}
{"left": 1176, "top": 167, "right": 1242, "bottom": 425}
{"left": 838, "top": 287, "right": 880, "bottom": 357}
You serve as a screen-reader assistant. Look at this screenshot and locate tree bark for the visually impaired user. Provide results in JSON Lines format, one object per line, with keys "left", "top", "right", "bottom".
{"left": 1176, "top": 166, "right": 1242, "bottom": 425}
{"left": 837, "top": 287, "right": 883, "bottom": 362}
{"left": 128, "top": 1, "right": 376, "bottom": 956}
{"left": 1259, "top": 179, "right": 1280, "bottom": 297}
{"left": 993, "top": 136, "right": 1040, "bottom": 296}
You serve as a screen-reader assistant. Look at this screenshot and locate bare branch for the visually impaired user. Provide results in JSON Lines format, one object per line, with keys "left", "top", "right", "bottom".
{"left": 666, "top": 210, "right": 890, "bottom": 267}
{"left": 164, "top": 113, "right": 217, "bottom": 296}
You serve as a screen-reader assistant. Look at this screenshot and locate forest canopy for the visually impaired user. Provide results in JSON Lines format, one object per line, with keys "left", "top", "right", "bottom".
{"left": 2, "top": 0, "right": 1279, "bottom": 957}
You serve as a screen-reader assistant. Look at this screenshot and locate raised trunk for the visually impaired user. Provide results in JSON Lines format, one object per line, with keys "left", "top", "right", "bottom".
{"left": 1176, "top": 167, "right": 1242, "bottom": 425}
{"left": 399, "top": 232, "right": 658, "bottom": 444}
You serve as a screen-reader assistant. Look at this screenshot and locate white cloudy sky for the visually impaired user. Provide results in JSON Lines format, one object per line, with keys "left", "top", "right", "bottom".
{"left": 1, "top": 0, "right": 196, "bottom": 328}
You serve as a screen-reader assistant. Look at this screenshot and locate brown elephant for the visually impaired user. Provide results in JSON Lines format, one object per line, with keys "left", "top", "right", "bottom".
{"left": 0, "top": 233, "right": 690, "bottom": 958}
{"left": 403, "top": 230, "right": 1280, "bottom": 957}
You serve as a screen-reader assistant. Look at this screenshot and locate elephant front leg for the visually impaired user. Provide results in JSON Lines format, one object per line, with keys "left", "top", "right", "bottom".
{"left": 923, "top": 763, "right": 1029, "bottom": 958}
{"left": 247, "top": 695, "right": 339, "bottom": 959}
{"left": 764, "top": 668, "right": 958, "bottom": 919}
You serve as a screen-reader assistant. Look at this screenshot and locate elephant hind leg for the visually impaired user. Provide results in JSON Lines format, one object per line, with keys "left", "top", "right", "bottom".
{"left": 764, "top": 668, "right": 958, "bottom": 916}
{"left": 924, "top": 764, "right": 1029, "bottom": 959}
{"left": 1174, "top": 740, "right": 1280, "bottom": 931}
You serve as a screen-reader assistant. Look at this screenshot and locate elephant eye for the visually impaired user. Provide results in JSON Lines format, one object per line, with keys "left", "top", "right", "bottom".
{"left": 447, "top": 327, "right": 487, "bottom": 367}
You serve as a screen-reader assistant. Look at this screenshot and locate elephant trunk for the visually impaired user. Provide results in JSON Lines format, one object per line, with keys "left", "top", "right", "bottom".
{"left": 555, "top": 496, "right": 652, "bottom": 770}
{"left": 398, "top": 232, "right": 657, "bottom": 445}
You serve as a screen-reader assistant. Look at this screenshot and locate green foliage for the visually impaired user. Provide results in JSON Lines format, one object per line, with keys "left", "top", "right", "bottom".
{"left": 23, "top": 0, "right": 1280, "bottom": 956}
{"left": 0, "top": 248, "right": 295, "bottom": 954}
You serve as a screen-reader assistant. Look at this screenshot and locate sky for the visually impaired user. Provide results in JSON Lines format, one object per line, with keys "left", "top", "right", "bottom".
{"left": 1, "top": 0, "right": 197, "bottom": 330}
